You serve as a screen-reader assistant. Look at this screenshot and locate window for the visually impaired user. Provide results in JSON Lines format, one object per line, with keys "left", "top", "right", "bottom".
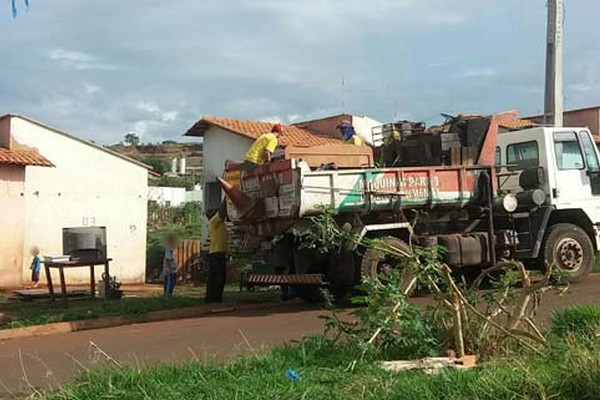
{"left": 579, "top": 131, "right": 599, "bottom": 172}
{"left": 554, "top": 132, "right": 584, "bottom": 170}
{"left": 506, "top": 141, "right": 539, "bottom": 170}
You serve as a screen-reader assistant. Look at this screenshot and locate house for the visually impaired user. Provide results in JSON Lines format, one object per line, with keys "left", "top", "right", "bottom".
{"left": 527, "top": 106, "right": 600, "bottom": 143}
{"left": 293, "top": 114, "right": 382, "bottom": 145}
{"left": 0, "top": 132, "right": 53, "bottom": 288}
{"left": 0, "top": 115, "right": 149, "bottom": 288}
{"left": 184, "top": 116, "right": 374, "bottom": 211}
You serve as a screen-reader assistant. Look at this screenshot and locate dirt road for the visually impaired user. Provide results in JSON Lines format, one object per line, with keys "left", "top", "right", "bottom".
{"left": 1, "top": 274, "right": 600, "bottom": 397}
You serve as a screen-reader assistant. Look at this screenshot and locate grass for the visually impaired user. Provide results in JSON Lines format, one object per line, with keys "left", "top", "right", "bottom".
{"left": 594, "top": 254, "right": 600, "bottom": 273}
{"left": 45, "top": 333, "right": 600, "bottom": 400}
{"left": 0, "top": 285, "right": 280, "bottom": 329}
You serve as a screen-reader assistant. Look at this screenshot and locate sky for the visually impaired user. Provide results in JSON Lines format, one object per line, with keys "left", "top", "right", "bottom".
{"left": 0, "top": 0, "right": 599, "bottom": 144}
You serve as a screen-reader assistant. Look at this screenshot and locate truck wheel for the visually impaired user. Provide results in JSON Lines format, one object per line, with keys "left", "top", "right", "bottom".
{"left": 543, "top": 223, "right": 594, "bottom": 282}
{"left": 360, "top": 237, "right": 417, "bottom": 295}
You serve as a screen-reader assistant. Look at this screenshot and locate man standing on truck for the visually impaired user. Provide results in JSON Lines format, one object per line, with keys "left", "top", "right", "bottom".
{"left": 244, "top": 123, "right": 285, "bottom": 170}
{"left": 206, "top": 201, "right": 229, "bottom": 303}
{"left": 338, "top": 120, "right": 363, "bottom": 146}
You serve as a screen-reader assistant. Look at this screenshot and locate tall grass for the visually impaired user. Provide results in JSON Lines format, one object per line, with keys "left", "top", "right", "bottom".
{"left": 46, "top": 332, "right": 600, "bottom": 400}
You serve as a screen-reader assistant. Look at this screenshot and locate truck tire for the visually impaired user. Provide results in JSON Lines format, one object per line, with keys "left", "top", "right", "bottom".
{"left": 542, "top": 223, "right": 594, "bottom": 282}
{"left": 360, "top": 237, "right": 417, "bottom": 295}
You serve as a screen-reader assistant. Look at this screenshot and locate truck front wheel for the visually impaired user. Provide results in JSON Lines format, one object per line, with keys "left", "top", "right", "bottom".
{"left": 543, "top": 223, "right": 594, "bottom": 282}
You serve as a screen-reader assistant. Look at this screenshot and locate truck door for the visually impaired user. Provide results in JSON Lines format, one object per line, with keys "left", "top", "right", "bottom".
{"left": 551, "top": 131, "right": 600, "bottom": 210}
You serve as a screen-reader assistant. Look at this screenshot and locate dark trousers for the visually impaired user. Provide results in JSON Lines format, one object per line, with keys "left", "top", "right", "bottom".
{"left": 206, "top": 252, "right": 227, "bottom": 303}
{"left": 164, "top": 273, "right": 177, "bottom": 297}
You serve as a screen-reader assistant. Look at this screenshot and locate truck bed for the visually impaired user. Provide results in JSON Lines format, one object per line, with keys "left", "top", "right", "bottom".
{"left": 224, "top": 159, "right": 488, "bottom": 223}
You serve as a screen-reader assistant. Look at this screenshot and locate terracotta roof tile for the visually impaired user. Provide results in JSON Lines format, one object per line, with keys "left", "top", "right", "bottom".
{"left": 498, "top": 119, "right": 538, "bottom": 130}
{"left": 0, "top": 148, "right": 53, "bottom": 167}
{"left": 185, "top": 116, "right": 342, "bottom": 148}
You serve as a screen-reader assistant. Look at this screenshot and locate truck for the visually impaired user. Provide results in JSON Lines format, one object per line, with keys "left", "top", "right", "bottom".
{"left": 221, "top": 111, "right": 600, "bottom": 301}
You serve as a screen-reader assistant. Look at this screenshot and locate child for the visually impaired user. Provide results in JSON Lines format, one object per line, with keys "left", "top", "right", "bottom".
{"left": 162, "top": 233, "right": 179, "bottom": 298}
{"left": 29, "top": 247, "right": 41, "bottom": 289}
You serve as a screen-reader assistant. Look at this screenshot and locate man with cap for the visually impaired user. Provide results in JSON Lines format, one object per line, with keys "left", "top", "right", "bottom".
{"left": 338, "top": 120, "right": 363, "bottom": 146}
{"left": 244, "top": 123, "right": 285, "bottom": 170}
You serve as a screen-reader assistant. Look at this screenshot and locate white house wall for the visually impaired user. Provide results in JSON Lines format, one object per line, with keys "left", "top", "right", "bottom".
{"left": 202, "top": 127, "right": 253, "bottom": 205}
{"left": 10, "top": 117, "right": 148, "bottom": 285}
{"left": 0, "top": 166, "right": 26, "bottom": 288}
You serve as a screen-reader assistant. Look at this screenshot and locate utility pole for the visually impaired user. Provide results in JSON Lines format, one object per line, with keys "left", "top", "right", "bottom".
{"left": 544, "top": 0, "right": 564, "bottom": 127}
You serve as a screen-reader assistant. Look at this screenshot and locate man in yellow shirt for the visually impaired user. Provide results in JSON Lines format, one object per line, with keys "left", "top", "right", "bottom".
{"left": 206, "top": 201, "right": 229, "bottom": 303}
{"left": 338, "top": 120, "right": 363, "bottom": 146}
{"left": 244, "top": 123, "right": 285, "bottom": 169}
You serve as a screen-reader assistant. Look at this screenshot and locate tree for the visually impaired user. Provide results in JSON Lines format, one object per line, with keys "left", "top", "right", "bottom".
{"left": 124, "top": 133, "right": 140, "bottom": 146}
{"left": 145, "top": 157, "right": 171, "bottom": 174}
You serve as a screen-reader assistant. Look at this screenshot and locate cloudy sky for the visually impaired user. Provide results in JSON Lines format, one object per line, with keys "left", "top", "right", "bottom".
{"left": 0, "top": 0, "right": 598, "bottom": 144}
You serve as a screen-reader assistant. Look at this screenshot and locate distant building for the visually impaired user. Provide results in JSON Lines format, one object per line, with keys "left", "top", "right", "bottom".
{"left": 0, "top": 115, "right": 149, "bottom": 288}
{"left": 148, "top": 185, "right": 203, "bottom": 207}
{"left": 293, "top": 114, "right": 381, "bottom": 145}
{"left": 527, "top": 106, "right": 600, "bottom": 143}
{"left": 148, "top": 186, "right": 187, "bottom": 207}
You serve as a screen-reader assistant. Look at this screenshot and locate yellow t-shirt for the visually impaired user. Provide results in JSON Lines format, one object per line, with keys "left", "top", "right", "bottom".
{"left": 245, "top": 133, "right": 278, "bottom": 164}
{"left": 208, "top": 213, "right": 228, "bottom": 254}
{"left": 344, "top": 135, "right": 363, "bottom": 146}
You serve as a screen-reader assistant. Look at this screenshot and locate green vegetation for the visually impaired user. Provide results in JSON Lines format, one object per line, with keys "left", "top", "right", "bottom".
{"left": 46, "top": 323, "right": 600, "bottom": 400}
{"left": 145, "top": 157, "right": 171, "bottom": 174}
{"left": 0, "top": 295, "right": 199, "bottom": 329}
{"left": 150, "top": 175, "right": 197, "bottom": 190}
{"left": 551, "top": 304, "right": 600, "bottom": 342}
{"left": 593, "top": 254, "right": 600, "bottom": 273}
{"left": 0, "top": 287, "right": 278, "bottom": 330}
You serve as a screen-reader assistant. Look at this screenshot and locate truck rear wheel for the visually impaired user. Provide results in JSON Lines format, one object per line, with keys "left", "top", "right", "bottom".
{"left": 360, "top": 237, "right": 417, "bottom": 295}
{"left": 543, "top": 223, "right": 594, "bottom": 282}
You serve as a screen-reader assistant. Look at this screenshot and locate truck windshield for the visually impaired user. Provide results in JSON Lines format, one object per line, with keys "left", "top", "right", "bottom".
{"left": 554, "top": 132, "right": 584, "bottom": 170}
{"left": 506, "top": 141, "right": 539, "bottom": 170}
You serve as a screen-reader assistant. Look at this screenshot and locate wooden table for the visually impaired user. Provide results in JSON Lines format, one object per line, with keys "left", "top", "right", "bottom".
{"left": 44, "top": 259, "right": 112, "bottom": 302}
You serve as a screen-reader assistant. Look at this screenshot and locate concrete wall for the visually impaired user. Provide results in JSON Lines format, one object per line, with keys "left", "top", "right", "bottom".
{"left": 9, "top": 117, "right": 148, "bottom": 285}
{"left": 351, "top": 115, "right": 381, "bottom": 145}
{"left": 295, "top": 114, "right": 380, "bottom": 145}
{"left": 0, "top": 166, "right": 25, "bottom": 288}
{"left": 202, "top": 127, "right": 252, "bottom": 208}
{"left": 148, "top": 186, "right": 186, "bottom": 207}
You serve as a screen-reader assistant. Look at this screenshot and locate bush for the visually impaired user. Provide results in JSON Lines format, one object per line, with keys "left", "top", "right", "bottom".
{"left": 551, "top": 305, "right": 600, "bottom": 342}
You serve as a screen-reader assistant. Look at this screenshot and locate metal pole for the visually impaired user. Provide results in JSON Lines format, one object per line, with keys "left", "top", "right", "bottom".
{"left": 544, "top": 0, "right": 564, "bottom": 127}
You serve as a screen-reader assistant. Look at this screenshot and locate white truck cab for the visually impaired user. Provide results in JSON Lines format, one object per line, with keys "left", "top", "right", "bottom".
{"left": 496, "top": 127, "right": 600, "bottom": 279}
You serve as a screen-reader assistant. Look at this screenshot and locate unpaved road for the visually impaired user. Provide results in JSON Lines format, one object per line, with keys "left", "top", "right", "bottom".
{"left": 2, "top": 274, "right": 600, "bottom": 397}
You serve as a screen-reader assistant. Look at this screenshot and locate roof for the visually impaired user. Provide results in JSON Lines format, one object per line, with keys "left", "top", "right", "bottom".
{"left": 0, "top": 147, "right": 53, "bottom": 167}
{"left": 0, "top": 114, "right": 151, "bottom": 170}
{"left": 185, "top": 116, "right": 342, "bottom": 147}
{"left": 498, "top": 119, "right": 538, "bottom": 130}
{"left": 526, "top": 105, "right": 600, "bottom": 120}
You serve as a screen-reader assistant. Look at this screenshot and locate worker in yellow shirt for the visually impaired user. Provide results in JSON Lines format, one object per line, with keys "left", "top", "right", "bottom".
{"left": 338, "top": 120, "right": 363, "bottom": 146}
{"left": 206, "top": 201, "right": 229, "bottom": 303}
{"left": 244, "top": 123, "right": 285, "bottom": 169}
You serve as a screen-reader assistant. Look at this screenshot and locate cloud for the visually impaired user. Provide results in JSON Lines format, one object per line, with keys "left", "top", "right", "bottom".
{"left": 455, "top": 67, "right": 499, "bottom": 79}
{"left": 0, "top": 0, "right": 597, "bottom": 145}
{"left": 48, "top": 48, "right": 116, "bottom": 70}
